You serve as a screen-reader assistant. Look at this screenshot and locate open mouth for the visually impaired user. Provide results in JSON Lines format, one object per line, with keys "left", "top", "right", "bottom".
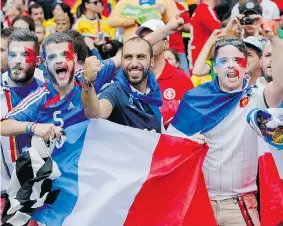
{"left": 55, "top": 67, "right": 68, "bottom": 79}
{"left": 226, "top": 69, "right": 239, "bottom": 79}
{"left": 129, "top": 69, "right": 142, "bottom": 77}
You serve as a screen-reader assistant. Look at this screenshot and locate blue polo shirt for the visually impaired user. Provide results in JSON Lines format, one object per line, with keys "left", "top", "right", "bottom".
{"left": 98, "top": 82, "right": 161, "bottom": 133}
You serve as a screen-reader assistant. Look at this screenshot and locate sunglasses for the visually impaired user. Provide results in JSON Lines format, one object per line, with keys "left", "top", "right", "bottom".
{"left": 88, "top": 0, "right": 101, "bottom": 5}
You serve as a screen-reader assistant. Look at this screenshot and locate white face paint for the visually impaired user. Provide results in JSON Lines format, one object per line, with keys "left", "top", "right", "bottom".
{"left": 8, "top": 41, "right": 37, "bottom": 83}
{"left": 45, "top": 42, "right": 75, "bottom": 88}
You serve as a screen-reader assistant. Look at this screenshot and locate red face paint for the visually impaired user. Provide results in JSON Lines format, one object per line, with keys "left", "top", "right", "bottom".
{"left": 235, "top": 57, "right": 247, "bottom": 68}
{"left": 64, "top": 42, "right": 74, "bottom": 62}
{"left": 234, "top": 68, "right": 240, "bottom": 78}
{"left": 24, "top": 47, "right": 36, "bottom": 64}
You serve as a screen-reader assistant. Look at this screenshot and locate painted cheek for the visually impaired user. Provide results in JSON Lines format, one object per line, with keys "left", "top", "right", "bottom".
{"left": 24, "top": 47, "right": 36, "bottom": 64}
{"left": 234, "top": 69, "right": 240, "bottom": 78}
{"left": 65, "top": 42, "right": 74, "bottom": 62}
{"left": 236, "top": 57, "right": 247, "bottom": 68}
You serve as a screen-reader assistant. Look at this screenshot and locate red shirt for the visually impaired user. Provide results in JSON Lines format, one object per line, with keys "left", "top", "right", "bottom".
{"left": 189, "top": 3, "right": 220, "bottom": 69}
{"left": 273, "top": 0, "right": 283, "bottom": 11}
{"left": 169, "top": 2, "right": 191, "bottom": 54}
{"left": 157, "top": 61, "right": 194, "bottom": 127}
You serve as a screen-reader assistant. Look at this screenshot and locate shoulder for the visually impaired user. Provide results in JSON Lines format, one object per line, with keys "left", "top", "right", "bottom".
{"left": 99, "top": 82, "right": 124, "bottom": 95}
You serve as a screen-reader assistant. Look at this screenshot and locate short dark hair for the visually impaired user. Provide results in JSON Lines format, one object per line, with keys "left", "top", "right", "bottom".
{"left": 1, "top": 27, "right": 14, "bottom": 38}
{"left": 8, "top": 28, "right": 39, "bottom": 54}
{"left": 12, "top": 15, "right": 35, "bottom": 32}
{"left": 165, "top": 48, "right": 180, "bottom": 64}
{"left": 65, "top": 30, "right": 89, "bottom": 64}
{"left": 214, "top": 37, "right": 248, "bottom": 59}
{"left": 123, "top": 37, "right": 153, "bottom": 59}
{"left": 42, "top": 32, "right": 73, "bottom": 59}
{"left": 28, "top": 3, "right": 43, "bottom": 15}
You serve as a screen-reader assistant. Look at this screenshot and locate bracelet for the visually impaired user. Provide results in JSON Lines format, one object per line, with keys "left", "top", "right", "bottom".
{"left": 81, "top": 75, "right": 95, "bottom": 91}
{"left": 30, "top": 123, "right": 38, "bottom": 134}
{"left": 25, "top": 122, "right": 35, "bottom": 136}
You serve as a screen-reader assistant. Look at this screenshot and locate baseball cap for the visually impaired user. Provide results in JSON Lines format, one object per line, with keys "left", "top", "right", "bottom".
{"left": 243, "top": 36, "right": 266, "bottom": 52}
{"left": 239, "top": 0, "right": 262, "bottom": 15}
{"left": 135, "top": 19, "right": 165, "bottom": 36}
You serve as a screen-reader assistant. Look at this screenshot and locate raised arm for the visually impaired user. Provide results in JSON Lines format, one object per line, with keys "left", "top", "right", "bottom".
{"left": 193, "top": 29, "right": 225, "bottom": 76}
{"left": 144, "top": 10, "right": 186, "bottom": 46}
{"left": 264, "top": 27, "right": 283, "bottom": 107}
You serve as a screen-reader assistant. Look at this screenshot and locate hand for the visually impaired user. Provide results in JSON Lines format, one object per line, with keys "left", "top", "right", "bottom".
{"left": 222, "top": 15, "right": 242, "bottom": 36}
{"left": 84, "top": 36, "right": 95, "bottom": 50}
{"left": 190, "top": 133, "right": 207, "bottom": 145}
{"left": 166, "top": 10, "right": 186, "bottom": 32}
{"left": 94, "top": 39, "right": 106, "bottom": 46}
{"left": 102, "top": 43, "right": 113, "bottom": 52}
{"left": 206, "top": 29, "right": 226, "bottom": 46}
{"left": 33, "top": 123, "right": 61, "bottom": 142}
{"left": 156, "top": 4, "right": 166, "bottom": 16}
{"left": 84, "top": 56, "right": 103, "bottom": 82}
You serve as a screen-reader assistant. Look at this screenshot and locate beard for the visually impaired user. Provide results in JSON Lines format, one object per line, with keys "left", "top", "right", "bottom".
{"left": 264, "top": 73, "right": 273, "bottom": 83}
{"left": 8, "top": 67, "right": 34, "bottom": 84}
{"left": 123, "top": 65, "right": 150, "bottom": 86}
{"left": 48, "top": 67, "right": 75, "bottom": 88}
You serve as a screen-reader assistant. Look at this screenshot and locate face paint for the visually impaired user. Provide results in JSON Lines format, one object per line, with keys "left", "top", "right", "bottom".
{"left": 215, "top": 57, "right": 247, "bottom": 69}
{"left": 24, "top": 47, "right": 36, "bottom": 64}
{"left": 7, "top": 44, "right": 36, "bottom": 84}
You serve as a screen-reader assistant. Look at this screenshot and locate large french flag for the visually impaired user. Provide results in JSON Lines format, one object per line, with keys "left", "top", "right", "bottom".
{"left": 247, "top": 108, "right": 283, "bottom": 226}
{"left": 26, "top": 119, "right": 217, "bottom": 225}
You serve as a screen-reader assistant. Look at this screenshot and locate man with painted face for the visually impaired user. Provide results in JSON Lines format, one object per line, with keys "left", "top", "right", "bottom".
{"left": 0, "top": 28, "right": 43, "bottom": 219}
{"left": 0, "top": 32, "right": 101, "bottom": 145}
{"left": 82, "top": 37, "right": 163, "bottom": 133}
{"left": 168, "top": 34, "right": 283, "bottom": 224}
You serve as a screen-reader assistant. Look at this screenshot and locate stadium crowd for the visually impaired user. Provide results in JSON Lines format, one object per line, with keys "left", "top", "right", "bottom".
{"left": 1, "top": 0, "right": 283, "bottom": 225}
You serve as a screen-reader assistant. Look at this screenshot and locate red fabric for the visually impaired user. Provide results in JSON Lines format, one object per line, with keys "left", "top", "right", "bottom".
{"left": 157, "top": 61, "right": 194, "bottom": 127}
{"left": 273, "top": 0, "right": 283, "bottom": 11}
{"left": 1, "top": 197, "right": 6, "bottom": 225}
{"left": 259, "top": 152, "right": 283, "bottom": 226}
{"left": 169, "top": 2, "right": 191, "bottom": 54}
{"left": 124, "top": 134, "right": 216, "bottom": 225}
{"left": 190, "top": 3, "right": 220, "bottom": 67}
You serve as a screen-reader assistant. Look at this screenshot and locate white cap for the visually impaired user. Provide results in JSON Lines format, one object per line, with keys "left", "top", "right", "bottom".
{"left": 135, "top": 19, "right": 165, "bottom": 36}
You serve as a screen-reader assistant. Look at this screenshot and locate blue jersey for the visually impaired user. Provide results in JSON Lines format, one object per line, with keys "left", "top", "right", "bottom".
{"left": 6, "top": 81, "right": 87, "bottom": 129}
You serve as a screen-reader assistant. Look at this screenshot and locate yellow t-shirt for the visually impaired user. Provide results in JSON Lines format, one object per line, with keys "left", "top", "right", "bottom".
{"left": 75, "top": 15, "right": 115, "bottom": 39}
{"left": 191, "top": 60, "right": 214, "bottom": 87}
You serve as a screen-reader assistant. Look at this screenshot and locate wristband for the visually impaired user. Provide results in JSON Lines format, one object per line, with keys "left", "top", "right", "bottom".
{"left": 81, "top": 75, "right": 95, "bottom": 91}
{"left": 30, "top": 123, "right": 38, "bottom": 134}
{"left": 25, "top": 122, "right": 35, "bottom": 136}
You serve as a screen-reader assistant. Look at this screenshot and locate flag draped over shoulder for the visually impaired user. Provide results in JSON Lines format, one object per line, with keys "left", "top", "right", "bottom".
{"left": 170, "top": 77, "right": 251, "bottom": 136}
{"left": 247, "top": 108, "right": 283, "bottom": 226}
{"left": 4, "top": 119, "right": 217, "bottom": 226}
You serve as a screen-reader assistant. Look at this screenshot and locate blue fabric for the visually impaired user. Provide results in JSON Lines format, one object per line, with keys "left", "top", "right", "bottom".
{"left": 114, "top": 68, "right": 162, "bottom": 123}
{"left": 91, "top": 48, "right": 103, "bottom": 60}
{"left": 171, "top": 77, "right": 252, "bottom": 136}
{"left": 99, "top": 83, "right": 161, "bottom": 132}
{"left": 279, "top": 102, "right": 283, "bottom": 108}
{"left": 33, "top": 121, "right": 90, "bottom": 225}
{"left": 178, "top": 53, "right": 189, "bottom": 75}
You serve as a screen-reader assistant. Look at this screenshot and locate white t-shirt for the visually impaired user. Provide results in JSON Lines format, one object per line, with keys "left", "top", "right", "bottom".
{"left": 203, "top": 85, "right": 267, "bottom": 200}
{"left": 231, "top": 0, "right": 280, "bottom": 20}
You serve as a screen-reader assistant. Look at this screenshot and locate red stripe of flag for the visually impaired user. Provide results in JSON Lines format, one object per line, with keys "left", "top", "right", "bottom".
{"left": 259, "top": 152, "right": 283, "bottom": 226}
{"left": 124, "top": 134, "right": 217, "bottom": 226}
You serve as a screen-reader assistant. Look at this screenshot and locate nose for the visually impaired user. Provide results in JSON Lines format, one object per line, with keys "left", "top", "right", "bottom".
{"left": 130, "top": 57, "right": 138, "bottom": 67}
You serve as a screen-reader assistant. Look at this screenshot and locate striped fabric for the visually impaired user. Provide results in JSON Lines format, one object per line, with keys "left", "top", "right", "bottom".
{"left": 1, "top": 137, "right": 61, "bottom": 226}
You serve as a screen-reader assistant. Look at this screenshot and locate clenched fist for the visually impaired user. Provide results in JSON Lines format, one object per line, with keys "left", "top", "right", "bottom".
{"left": 84, "top": 56, "right": 103, "bottom": 82}
{"left": 33, "top": 123, "right": 62, "bottom": 142}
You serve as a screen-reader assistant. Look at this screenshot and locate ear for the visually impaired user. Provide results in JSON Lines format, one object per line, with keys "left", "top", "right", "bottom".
{"left": 35, "top": 56, "right": 42, "bottom": 67}
{"left": 150, "top": 56, "right": 155, "bottom": 68}
{"left": 163, "top": 39, "right": 168, "bottom": 49}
